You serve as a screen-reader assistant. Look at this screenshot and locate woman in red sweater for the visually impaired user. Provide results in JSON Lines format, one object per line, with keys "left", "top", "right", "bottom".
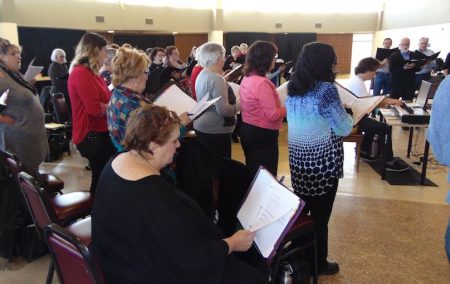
{"left": 68, "top": 32, "right": 116, "bottom": 193}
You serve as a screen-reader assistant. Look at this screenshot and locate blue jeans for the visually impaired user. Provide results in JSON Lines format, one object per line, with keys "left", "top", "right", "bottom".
{"left": 373, "top": 72, "right": 391, "bottom": 96}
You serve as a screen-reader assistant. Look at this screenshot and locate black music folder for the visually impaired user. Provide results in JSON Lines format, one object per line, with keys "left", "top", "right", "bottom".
{"left": 375, "top": 47, "right": 398, "bottom": 61}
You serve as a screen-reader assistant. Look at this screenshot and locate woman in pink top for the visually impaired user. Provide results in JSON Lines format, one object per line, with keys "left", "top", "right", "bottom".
{"left": 68, "top": 33, "right": 116, "bottom": 193}
{"left": 239, "top": 41, "right": 286, "bottom": 176}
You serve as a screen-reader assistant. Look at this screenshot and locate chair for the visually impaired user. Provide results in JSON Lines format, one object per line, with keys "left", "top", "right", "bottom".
{"left": 44, "top": 222, "right": 106, "bottom": 284}
{"left": 215, "top": 157, "right": 318, "bottom": 284}
{"left": 1, "top": 149, "right": 64, "bottom": 195}
{"left": 216, "top": 157, "right": 254, "bottom": 236}
{"left": 175, "top": 136, "right": 218, "bottom": 218}
{"left": 269, "top": 214, "right": 318, "bottom": 284}
{"left": 48, "top": 92, "right": 72, "bottom": 156}
{"left": 51, "top": 92, "right": 72, "bottom": 124}
{"left": 343, "top": 130, "right": 364, "bottom": 172}
{"left": 18, "top": 172, "right": 94, "bottom": 284}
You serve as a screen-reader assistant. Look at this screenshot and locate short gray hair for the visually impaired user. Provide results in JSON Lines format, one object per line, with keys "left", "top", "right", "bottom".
{"left": 196, "top": 42, "right": 225, "bottom": 68}
{"left": 50, "top": 48, "right": 66, "bottom": 63}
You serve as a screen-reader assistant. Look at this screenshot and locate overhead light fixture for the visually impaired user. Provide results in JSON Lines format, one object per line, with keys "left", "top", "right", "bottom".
{"left": 107, "top": 30, "right": 115, "bottom": 33}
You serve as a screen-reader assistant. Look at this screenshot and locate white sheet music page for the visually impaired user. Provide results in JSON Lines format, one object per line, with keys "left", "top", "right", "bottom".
{"left": 237, "top": 167, "right": 300, "bottom": 258}
{"left": 154, "top": 84, "right": 197, "bottom": 115}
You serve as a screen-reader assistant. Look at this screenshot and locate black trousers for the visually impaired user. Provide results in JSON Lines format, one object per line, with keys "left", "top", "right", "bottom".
{"left": 240, "top": 122, "right": 279, "bottom": 177}
{"left": 359, "top": 117, "right": 394, "bottom": 161}
{"left": 195, "top": 130, "right": 232, "bottom": 159}
{"left": 232, "top": 113, "right": 242, "bottom": 139}
{"left": 298, "top": 178, "right": 338, "bottom": 267}
{"left": 76, "top": 131, "right": 116, "bottom": 194}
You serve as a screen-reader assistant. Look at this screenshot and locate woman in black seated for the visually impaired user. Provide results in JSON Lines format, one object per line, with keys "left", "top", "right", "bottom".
{"left": 49, "top": 48, "right": 69, "bottom": 95}
{"left": 91, "top": 104, "right": 266, "bottom": 284}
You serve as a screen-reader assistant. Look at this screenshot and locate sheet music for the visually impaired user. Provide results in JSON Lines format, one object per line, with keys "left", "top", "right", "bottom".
{"left": 335, "top": 83, "right": 385, "bottom": 125}
{"left": 154, "top": 84, "right": 220, "bottom": 121}
{"left": 276, "top": 81, "right": 288, "bottom": 106}
{"left": 237, "top": 167, "right": 301, "bottom": 258}
{"left": 0, "top": 89, "right": 9, "bottom": 105}
{"left": 23, "top": 65, "right": 44, "bottom": 82}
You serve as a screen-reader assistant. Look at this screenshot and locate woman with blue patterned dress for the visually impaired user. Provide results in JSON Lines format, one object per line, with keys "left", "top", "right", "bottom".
{"left": 286, "top": 42, "right": 353, "bottom": 275}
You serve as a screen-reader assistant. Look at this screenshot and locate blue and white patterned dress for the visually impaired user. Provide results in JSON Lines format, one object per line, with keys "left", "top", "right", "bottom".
{"left": 286, "top": 81, "right": 353, "bottom": 196}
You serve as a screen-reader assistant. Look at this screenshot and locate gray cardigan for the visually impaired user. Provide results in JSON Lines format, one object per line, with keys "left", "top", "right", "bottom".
{"left": 193, "top": 69, "right": 237, "bottom": 134}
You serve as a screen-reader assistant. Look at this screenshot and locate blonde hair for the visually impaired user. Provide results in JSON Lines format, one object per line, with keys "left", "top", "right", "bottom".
{"left": 111, "top": 47, "right": 150, "bottom": 87}
{"left": 70, "top": 32, "right": 107, "bottom": 75}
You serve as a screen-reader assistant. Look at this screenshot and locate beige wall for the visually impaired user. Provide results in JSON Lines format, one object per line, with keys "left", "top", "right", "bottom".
{"left": 13, "top": 0, "right": 378, "bottom": 34}
{"left": 382, "top": 0, "right": 450, "bottom": 30}
{"left": 222, "top": 11, "right": 378, "bottom": 33}
{"left": 13, "top": 0, "right": 212, "bottom": 32}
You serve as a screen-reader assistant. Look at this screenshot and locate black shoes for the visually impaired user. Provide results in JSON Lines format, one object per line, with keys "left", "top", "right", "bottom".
{"left": 318, "top": 261, "right": 340, "bottom": 275}
{"left": 361, "top": 152, "right": 377, "bottom": 162}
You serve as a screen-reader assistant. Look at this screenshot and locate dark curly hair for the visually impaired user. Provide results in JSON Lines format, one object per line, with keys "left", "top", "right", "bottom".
{"left": 288, "top": 42, "right": 337, "bottom": 96}
{"left": 243, "top": 41, "right": 278, "bottom": 77}
{"left": 125, "top": 105, "right": 180, "bottom": 155}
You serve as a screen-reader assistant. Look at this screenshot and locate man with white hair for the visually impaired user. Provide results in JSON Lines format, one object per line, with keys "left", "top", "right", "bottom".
{"left": 415, "top": 37, "right": 435, "bottom": 90}
{"left": 389, "top": 37, "right": 422, "bottom": 100}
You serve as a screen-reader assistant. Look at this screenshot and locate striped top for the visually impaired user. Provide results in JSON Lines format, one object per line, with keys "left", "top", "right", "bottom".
{"left": 68, "top": 65, "right": 111, "bottom": 144}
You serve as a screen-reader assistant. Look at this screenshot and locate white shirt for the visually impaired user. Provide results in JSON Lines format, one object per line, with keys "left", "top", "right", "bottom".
{"left": 345, "top": 75, "right": 369, "bottom": 97}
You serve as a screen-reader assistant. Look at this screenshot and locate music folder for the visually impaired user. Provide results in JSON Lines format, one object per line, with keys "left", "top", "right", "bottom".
{"left": 153, "top": 83, "right": 220, "bottom": 121}
{"left": 223, "top": 64, "right": 244, "bottom": 82}
{"left": 335, "top": 82, "right": 385, "bottom": 126}
{"left": 237, "top": 166, "right": 305, "bottom": 260}
{"left": 375, "top": 47, "right": 398, "bottom": 61}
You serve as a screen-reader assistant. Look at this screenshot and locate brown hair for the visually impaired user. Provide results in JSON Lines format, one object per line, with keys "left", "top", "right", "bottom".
{"left": 70, "top": 32, "right": 108, "bottom": 75}
{"left": 165, "top": 46, "right": 177, "bottom": 56}
{"left": 150, "top": 47, "right": 165, "bottom": 61}
{"left": 354, "top": 57, "right": 380, "bottom": 75}
{"left": 243, "top": 41, "right": 278, "bottom": 77}
{"left": 125, "top": 105, "right": 180, "bottom": 155}
{"left": 0, "top": 38, "right": 20, "bottom": 58}
{"left": 111, "top": 47, "right": 149, "bottom": 87}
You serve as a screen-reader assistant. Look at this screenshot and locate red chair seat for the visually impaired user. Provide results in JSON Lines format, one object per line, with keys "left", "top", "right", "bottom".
{"left": 66, "top": 217, "right": 92, "bottom": 246}
{"left": 39, "top": 173, "right": 64, "bottom": 193}
{"left": 51, "top": 192, "right": 93, "bottom": 225}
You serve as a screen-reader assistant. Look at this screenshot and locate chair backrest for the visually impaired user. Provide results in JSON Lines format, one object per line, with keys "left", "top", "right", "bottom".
{"left": 175, "top": 137, "right": 218, "bottom": 218}
{"left": 40, "top": 85, "right": 53, "bottom": 113}
{"left": 52, "top": 92, "right": 71, "bottom": 123}
{"left": 18, "top": 171, "right": 57, "bottom": 232}
{"left": 44, "top": 223, "right": 106, "bottom": 284}
{"left": 217, "top": 157, "right": 253, "bottom": 236}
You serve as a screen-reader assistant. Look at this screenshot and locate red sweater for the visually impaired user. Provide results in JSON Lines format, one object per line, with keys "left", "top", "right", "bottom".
{"left": 68, "top": 65, "right": 111, "bottom": 144}
{"left": 190, "top": 65, "right": 203, "bottom": 101}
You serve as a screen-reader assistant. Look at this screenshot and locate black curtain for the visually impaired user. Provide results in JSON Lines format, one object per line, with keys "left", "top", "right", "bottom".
{"left": 113, "top": 34, "right": 174, "bottom": 50}
{"left": 224, "top": 32, "right": 270, "bottom": 55}
{"left": 18, "top": 27, "right": 85, "bottom": 75}
{"left": 274, "top": 33, "right": 317, "bottom": 63}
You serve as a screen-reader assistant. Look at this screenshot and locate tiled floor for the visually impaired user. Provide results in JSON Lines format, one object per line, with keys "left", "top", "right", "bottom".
{"left": 1, "top": 123, "right": 449, "bottom": 283}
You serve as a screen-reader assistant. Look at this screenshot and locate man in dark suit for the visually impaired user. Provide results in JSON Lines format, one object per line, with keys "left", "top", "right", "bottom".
{"left": 389, "top": 37, "right": 422, "bottom": 100}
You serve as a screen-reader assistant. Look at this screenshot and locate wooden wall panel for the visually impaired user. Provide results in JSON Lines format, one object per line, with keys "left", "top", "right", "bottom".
{"left": 174, "top": 33, "right": 208, "bottom": 63}
{"left": 317, "top": 34, "right": 353, "bottom": 74}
